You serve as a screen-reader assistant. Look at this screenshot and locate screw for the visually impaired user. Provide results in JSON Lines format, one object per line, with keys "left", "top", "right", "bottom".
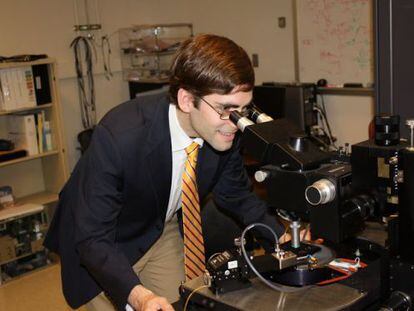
{"left": 406, "top": 119, "right": 414, "bottom": 150}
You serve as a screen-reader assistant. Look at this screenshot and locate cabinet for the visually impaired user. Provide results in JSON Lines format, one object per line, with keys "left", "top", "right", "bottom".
{"left": 119, "top": 23, "right": 193, "bottom": 82}
{"left": 0, "top": 58, "right": 68, "bottom": 282}
{"left": 0, "top": 204, "right": 49, "bottom": 284}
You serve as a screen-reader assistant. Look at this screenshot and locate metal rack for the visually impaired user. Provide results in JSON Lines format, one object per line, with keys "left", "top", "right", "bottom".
{"left": 119, "top": 23, "right": 193, "bottom": 82}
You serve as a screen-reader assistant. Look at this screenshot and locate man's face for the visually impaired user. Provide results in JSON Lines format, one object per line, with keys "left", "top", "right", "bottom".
{"left": 184, "top": 87, "right": 252, "bottom": 151}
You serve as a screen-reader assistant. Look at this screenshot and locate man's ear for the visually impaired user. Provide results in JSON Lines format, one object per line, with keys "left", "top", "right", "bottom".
{"left": 177, "top": 88, "right": 194, "bottom": 113}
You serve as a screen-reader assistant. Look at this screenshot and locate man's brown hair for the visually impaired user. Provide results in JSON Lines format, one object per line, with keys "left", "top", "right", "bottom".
{"left": 169, "top": 34, "right": 255, "bottom": 105}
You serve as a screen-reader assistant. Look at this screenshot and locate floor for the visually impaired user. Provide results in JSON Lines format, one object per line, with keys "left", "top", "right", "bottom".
{"left": 0, "top": 263, "right": 86, "bottom": 311}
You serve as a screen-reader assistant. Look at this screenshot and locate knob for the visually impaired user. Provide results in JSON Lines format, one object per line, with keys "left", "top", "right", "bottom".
{"left": 289, "top": 134, "right": 308, "bottom": 152}
{"left": 375, "top": 114, "right": 400, "bottom": 146}
{"left": 305, "top": 179, "right": 336, "bottom": 205}
{"left": 254, "top": 170, "right": 269, "bottom": 182}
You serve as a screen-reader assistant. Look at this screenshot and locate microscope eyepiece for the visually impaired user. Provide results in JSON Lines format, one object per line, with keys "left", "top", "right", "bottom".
{"left": 230, "top": 111, "right": 254, "bottom": 132}
{"left": 248, "top": 105, "right": 273, "bottom": 123}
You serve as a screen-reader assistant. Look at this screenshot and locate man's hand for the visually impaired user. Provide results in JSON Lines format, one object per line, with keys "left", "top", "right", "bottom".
{"left": 279, "top": 226, "right": 311, "bottom": 243}
{"left": 128, "top": 285, "right": 174, "bottom": 311}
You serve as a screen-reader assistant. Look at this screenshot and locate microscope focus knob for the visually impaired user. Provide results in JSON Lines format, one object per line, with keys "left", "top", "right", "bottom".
{"left": 254, "top": 170, "right": 269, "bottom": 183}
{"left": 305, "top": 179, "right": 336, "bottom": 205}
{"left": 289, "top": 134, "right": 308, "bottom": 152}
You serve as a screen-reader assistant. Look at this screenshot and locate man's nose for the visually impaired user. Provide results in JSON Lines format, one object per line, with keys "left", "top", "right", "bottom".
{"left": 226, "top": 119, "right": 239, "bottom": 131}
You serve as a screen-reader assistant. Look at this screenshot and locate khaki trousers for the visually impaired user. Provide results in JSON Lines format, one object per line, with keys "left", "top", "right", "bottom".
{"left": 85, "top": 216, "right": 185, "bottom": 311}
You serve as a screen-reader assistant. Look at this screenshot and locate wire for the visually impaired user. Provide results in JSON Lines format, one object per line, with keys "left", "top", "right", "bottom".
{"left": 317, "top": 95, "right": 338, "bottom": 149}
{"left": 313, "top": 106, "right": 338, "bottom": 150}
{"left": 319, "top": 94, "right": 333, "bottom": 136}
{"left": 309, "top": 131, "right": 331, "bottom": 150}
{"left": 240, "top": 223, "right": 309, "bottom": 293}
{"left": 73, "top": 0, "right": 80, "bottom": 36}
{"left": 100, "top": 35, "right": 113, "bottom": 80}
{"left": 73, "top": 0, "right": 113, "bottom": 80}
{"left": 183, "top": 285, "right": 210, "bottom": 311}
{"left": 70, "top": 36, "right": 97, "bottom": 129}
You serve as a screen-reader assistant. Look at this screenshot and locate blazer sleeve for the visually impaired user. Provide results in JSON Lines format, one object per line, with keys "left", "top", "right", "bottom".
{"left": 73, "top": 124, "right": 140, "bottom": 308}
{"left": 211, "top": 141, "right": 285, "bottom": 247}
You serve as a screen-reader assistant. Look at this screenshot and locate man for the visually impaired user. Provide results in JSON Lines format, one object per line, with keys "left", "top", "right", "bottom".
{"left": 44, "top": 34, "right": 284, "bottom": 311}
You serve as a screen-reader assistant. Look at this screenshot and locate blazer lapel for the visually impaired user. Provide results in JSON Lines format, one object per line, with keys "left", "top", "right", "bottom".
{"left": 143, "top": 100, "right": 172, "bottom": 219}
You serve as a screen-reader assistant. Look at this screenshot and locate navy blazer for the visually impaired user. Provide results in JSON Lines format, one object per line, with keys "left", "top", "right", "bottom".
{"left": 44, "top": 89, "right": 282, "bottom": 310}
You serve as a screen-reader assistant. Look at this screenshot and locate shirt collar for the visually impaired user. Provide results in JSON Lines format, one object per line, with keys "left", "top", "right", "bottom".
{"left": 169, "top": 104, "right": 204, "bottom": 152}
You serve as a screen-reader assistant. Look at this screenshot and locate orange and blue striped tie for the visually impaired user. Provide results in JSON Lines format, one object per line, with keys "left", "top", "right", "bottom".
{"left": 182, "top": 142, "right": 206, "bottom": 280}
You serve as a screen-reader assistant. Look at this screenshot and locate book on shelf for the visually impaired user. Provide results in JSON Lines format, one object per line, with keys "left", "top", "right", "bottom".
{"left": 16, "top": 67, "right": 37, "bottom": 109}
{"left": 34, "top": 111, "right": 44, "bottom": 153}
{"left": 0, "top": 66, "right": 37, "bottom": 111}
{"left": 0, "top": 69, "right": 15, "bottom": 110}
{"left": 7, "top": 114, "right": 39, "bottom": 156}
{"left": 43, "top": 120, "right": 53, "bottom": 151}
{"left": 32, "top": 64, "right": 52, "bottom": 105}
{"left": 5, "top": 110, "right": 53, "bottom": 156}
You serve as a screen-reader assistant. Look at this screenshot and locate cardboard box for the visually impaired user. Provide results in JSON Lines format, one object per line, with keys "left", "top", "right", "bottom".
{"left": 31, "top": 238, "right": 44, "bottom": 253}
{"left": 0, "top": 235, "right": 16, "bottom": 263}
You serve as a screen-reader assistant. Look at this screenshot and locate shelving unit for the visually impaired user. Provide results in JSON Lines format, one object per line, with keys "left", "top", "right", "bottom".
{"left": 119, "top": 23, "right": 193, "bottom": 83}
{"left": 0, "top": 58, "right": 68, "bottom": 283}
{"left": 317, "top": 87, "right": 374, "bottom": 96}
{"left": 0, "top": 103, "right": 53, "bottom": 116}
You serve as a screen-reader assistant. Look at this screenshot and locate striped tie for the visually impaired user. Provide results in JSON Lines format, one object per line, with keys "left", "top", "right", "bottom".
{"left": 182, "top": 142, "right": 206, "bottom": 280}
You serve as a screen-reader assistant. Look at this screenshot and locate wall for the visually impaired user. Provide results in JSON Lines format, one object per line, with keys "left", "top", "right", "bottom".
{"left": 0, "top": 0, "right": 375, "bottom": 172}
{"left": 318, "top": 94, "right": 374, "bottom": 148}
{"left": 0, "top": 0, "right": 296, "bottom": 170}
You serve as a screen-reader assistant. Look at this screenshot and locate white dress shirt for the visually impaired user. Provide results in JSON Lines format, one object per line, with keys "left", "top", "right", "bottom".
{"left": 165, "top": 104, "right": 203, "bottom": 222}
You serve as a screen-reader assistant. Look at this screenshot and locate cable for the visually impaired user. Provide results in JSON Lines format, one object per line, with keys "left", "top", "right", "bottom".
{"left": 73, "top": 0, "right": 113, "bottom": 81}
{"left": 73, "top": 0, "right": 80, "bottom": 36}
{"left": 183, "top": 285, "right": 210, "bottom": 311}
{"left": 100, "top": 35, "right": 113, "bottom": 80}
{"left": 313, "top": 106, "right": 338, "bottom": 150}
{"left": 319, "top": 94, "right": 332, "bottom": 134}
{"left": 309, "top": 131, "right": 331, "bottom": 150}
{"left": 313, "top": 107, "right": 331, "bottom": 143}
{"left": 240, "top": 223, "right": 310, "bottom": 293}
{"left": 70, "top": 36, "right": 97, "bottom": 129}
{"left": 317, "top": 95, "right": 338, "bottom": 149}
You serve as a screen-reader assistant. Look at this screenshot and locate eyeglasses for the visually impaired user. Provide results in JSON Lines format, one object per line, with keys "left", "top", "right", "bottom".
{"left": 196, "top": 96, "right": 252, "bottom": 120}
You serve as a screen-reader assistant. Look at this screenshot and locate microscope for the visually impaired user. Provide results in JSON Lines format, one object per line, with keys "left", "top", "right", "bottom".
{"left": 179, "top": 107, "right": 414, "bottom": 310}
{"left": 232, "top": 107, "right": 372, "bottom": 244}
